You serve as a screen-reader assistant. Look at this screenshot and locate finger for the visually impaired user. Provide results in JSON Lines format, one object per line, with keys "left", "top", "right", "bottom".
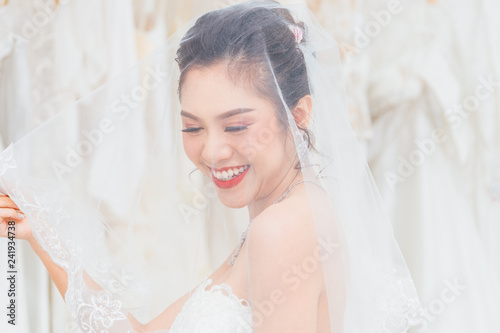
{"left": 0, "top": 197, "right": 19, "bottom": 210}
{"left": 0, "top": 208, "right": 24, "bottom": 222}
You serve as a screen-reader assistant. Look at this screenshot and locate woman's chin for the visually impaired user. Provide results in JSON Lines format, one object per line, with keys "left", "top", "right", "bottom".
{"left": 214, "top": 188, "right": 249, "bottom": 208}
{"left": 217, "top": 195, "right": 248, "bottom": 209}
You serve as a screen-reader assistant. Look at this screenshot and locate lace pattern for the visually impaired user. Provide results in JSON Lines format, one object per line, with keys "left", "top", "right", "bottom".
{"left": 368, "top": 262, "right": 423, "bottom": 333}
{"left": 169, "top": 276, "right": 252, "bottom": 333}
{"left": 0, "top": 147, "right": 133, "bottom": 333}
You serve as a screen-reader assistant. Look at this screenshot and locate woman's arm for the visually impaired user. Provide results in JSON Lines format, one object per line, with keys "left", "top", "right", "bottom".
{"left": 0, "top": 194, "right": 148, "bottom": 331}
{"left": 27, "top": 235, "right": 69, "bottom": 298}
{"left": 0, "top": 194, "right": 150, "bottom": 332}
{"left": 1, "top": 192, "right": 234, "bottom": 332}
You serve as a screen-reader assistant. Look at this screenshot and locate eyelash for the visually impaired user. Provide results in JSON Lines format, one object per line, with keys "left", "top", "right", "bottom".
{"left": 181, "top": 125, "right": 249, "bottom": 133}
{"left": 225, "top": 125, "right": 248, "bottom": 132}
{"left": 181, "top": 127, "right": 202, "bottom": 133}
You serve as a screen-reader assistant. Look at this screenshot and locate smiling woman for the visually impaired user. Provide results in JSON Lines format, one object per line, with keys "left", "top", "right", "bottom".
{"left": 180, "top": 61, "right": 303, "bottom": 209}
{"left": 0, "top": 1, "right": 421, "bottom": 332}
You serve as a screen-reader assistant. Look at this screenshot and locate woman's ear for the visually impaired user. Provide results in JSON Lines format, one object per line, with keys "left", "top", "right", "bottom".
{"left": 292, "top": 95, "right": 313, "bottom": 129}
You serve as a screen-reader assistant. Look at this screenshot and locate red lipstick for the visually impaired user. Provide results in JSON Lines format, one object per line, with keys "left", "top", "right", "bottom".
{"left": 211, "top": 165, "right": 250, "bottom": 189}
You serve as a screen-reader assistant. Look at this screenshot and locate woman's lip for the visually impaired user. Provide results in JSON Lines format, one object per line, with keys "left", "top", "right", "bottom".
{"left": 211, "top": 165, "right": 250, "bottom": 189}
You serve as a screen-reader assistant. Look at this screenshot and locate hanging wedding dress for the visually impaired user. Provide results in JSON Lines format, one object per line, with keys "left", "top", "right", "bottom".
{"left": 470, "top": 0, "right": 500, "bottom": 285}
{"left": 0, "top": 4, "right": 58, "bottom": 332}
{"left": 306, "top": 0, "right": 372, "bottom": 153}
{"left": 0, "top": 1, "right": 138, "bottom": 332}
{"left": 360, "top": 0, "right": 500, "bottom": 331}
{"left": 1, "top": 1, "right": 421, "bottom": 332}
{"left": 132, "top": 0, "right": 229, "bottom": 60}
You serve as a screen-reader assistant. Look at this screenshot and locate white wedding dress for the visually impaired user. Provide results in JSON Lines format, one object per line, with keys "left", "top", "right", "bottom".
{"left": 359, "top": 0, "right": 500, "bottom": 331}
{"left": 0, "top": 1, "right": 139, "bottom": 332}
{"left": 169, "top": 276, "right": 252, "bottom": 332}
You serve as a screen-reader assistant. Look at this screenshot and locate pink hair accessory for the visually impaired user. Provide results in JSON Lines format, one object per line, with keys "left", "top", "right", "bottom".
{"left": 289, "top": 24, "right": 303, "bottom": 44}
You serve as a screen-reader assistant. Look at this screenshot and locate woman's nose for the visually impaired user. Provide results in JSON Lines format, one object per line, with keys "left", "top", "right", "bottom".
{"left": 201, "top": 133, "right": 232, "bottom": 165}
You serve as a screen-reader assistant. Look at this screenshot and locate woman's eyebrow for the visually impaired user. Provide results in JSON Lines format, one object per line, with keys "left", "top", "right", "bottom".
{"left": 181, "top": 108, "right": 255, "bottom": 121}
{"left": 180, "top": 110, "right": 199, "bottom": 120}
{"left": 216, "top": 108, "right": 255, "bottom": 120}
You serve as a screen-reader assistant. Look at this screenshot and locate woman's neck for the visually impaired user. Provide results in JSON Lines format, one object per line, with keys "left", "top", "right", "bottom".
{"left": 247, "top": 167, "right": 303, "bottom": 220}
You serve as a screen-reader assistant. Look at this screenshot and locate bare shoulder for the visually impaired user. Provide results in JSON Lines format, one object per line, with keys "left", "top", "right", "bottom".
{"left": 246, "top": 187, "right": 318, "bottom": 270}
{"left": 245, "top": 187, "right": 324, "bottom": 308}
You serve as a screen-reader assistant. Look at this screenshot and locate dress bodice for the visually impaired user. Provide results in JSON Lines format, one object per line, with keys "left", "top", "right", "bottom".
{"left": 169, "top": 276, "right": 252, "bottom": 333}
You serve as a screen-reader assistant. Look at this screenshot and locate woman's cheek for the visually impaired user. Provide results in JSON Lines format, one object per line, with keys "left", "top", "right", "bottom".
{"left": 248, "top": 129, "right": 281, "bottom": 163}
{"left": 234, "top": 134, "right": 259, "bottom": 161}
{"left": 182, "top": 135, "right": 202, "bottom": 165}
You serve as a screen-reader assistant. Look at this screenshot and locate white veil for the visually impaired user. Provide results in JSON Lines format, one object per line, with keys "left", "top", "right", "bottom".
{"left": 0, "top": 1, "right": 421, "bottom": 332}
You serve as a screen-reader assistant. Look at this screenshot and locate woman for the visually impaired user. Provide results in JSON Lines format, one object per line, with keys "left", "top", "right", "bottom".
{"left": 0, "top": 1, "right": 420, "bottom": 332}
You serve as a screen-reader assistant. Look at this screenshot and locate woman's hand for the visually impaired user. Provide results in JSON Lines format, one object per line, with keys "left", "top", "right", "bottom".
{"left": 0, "top": 193, "right": 33, "bottom": 242}
{"left": 0, "top": 192, "right": 69, "bottom": 299}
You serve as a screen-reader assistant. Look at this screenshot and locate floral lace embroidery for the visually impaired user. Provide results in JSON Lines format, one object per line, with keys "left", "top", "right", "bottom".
{"left": 371, "top": 262, "right": 423, "bottom": 333}
{"left": 169, "top": 276, "right": 252, "bottom": 333}
{"left": 0, "top": 147, "right": 133, "bottom": 332}
{"left": 201, "top": 277, "right": 251, "bottom": 308}
{"left": 77, "top": 292, "right": 128, "bottom": 330}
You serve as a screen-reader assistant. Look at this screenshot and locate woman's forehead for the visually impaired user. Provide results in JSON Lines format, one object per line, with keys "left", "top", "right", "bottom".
{"left": 180, "top": 64, "right": 274, "bottom": 117}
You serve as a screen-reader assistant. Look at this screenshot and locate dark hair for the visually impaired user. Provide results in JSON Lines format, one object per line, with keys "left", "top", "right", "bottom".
{"left": 175, "top": 1, "right": 315, "bottom": 152}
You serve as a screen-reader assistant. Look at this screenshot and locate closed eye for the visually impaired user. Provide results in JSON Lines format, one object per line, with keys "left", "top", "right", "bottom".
{"left": 181, "top": 127, "right": 203, "bottom": 133}
{"left": 225, "top": 125, "right": 249, "bottom": 132}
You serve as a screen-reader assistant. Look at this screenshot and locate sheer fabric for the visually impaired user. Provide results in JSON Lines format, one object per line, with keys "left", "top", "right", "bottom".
{"left": 0, "top": 1, "right": 421, "bottom": 332}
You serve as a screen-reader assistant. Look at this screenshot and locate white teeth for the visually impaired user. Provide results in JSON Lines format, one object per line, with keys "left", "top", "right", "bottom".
{"left": 212, "top": 165, "right": 249, "bottom": 181}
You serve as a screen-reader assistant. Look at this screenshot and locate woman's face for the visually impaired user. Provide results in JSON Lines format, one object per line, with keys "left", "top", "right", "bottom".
{"left": 180, "top": 62, "right": 297, "bottom": 208}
